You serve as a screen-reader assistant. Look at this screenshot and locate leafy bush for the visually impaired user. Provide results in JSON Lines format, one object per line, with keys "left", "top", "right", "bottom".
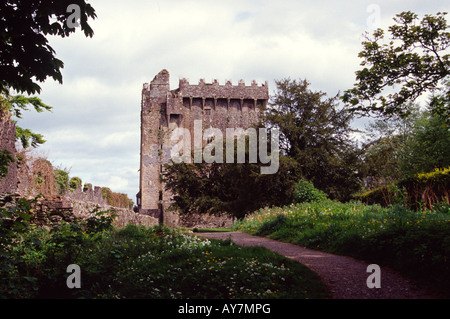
{"left": 293, "top": 179, "right": 328, "bottom": 203}
{"left": 69, "top": 177, "right": 82, "bottom": 191}
{"left": 85, "top": 208, "right": 117, "bottom": 235}
{"left": 54, "top": 168, "right": 69, "bottom": 195}
{"left": 0, "top": 196, "right": 45, "bottom": 298}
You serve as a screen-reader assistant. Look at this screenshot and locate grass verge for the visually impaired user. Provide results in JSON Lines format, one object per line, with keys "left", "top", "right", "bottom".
{"left": 235, "top": 200, "right": 450, "bottom": 297}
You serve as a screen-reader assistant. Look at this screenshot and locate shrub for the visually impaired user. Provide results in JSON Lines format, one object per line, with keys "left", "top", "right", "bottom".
{"left": 357, "top": 167, "right": 450, "bottom": 210}
{"left": 54, "top": 168, "right": 69, "bottom": 195}
{"left": 69, "top": 177, "right": 82, "bottom": 191}
{"left": 293, "top": 179, "right": 328, "bottom": 203}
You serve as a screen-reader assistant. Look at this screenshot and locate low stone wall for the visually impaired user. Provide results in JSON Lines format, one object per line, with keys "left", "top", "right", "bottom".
{"left": 29, "top": 195, "right": 76, "bottom": 226}
{"left": 70, "top": 199, "right": 158, "bottom": 228}
{"left": 65, "top": 184, "right": 107, "bottom": 206}
{"left": 179, "top": 212, "right": 234, "bottom": 229}
{"left": 11, "top": 194, "right": 158, "bottom": 228}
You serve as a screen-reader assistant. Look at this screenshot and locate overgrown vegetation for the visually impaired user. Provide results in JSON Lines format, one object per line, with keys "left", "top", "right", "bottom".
{"left": 101, "top": 187, "right": 134, "bottom": 210}
{"left": 54, "top": 167, "right": 69, "bottom": 195}
{"left": 357, "top": 167, "right": 450, "bottom": 210}
{"left": 0, "top": 201, "right": 329, "bottom": 299}
{"left": 236, "top": 196, "right": 450, "bottom": 297}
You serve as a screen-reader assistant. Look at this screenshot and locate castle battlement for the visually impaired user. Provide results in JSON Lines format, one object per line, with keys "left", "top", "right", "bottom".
{"left": 142, "top": 70, "right": 269, "bottom": 100}
{"left": 176, "top": 77, "right": 268, "bottom": 100}
{"left": 179, "top": 77, "right": 268, "bottom": 88}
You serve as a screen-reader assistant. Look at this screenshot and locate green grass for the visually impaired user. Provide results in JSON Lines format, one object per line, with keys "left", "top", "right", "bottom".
{"left": 235, "top": 199, "right": 450, "bottom": 297}
{"left": 1, "top": 223, "right": 330, "bottom": 299}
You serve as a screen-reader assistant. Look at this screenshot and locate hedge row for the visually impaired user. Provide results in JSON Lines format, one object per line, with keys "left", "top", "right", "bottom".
{"left": 356, "top": 167, "right": 450, "bottom": 210}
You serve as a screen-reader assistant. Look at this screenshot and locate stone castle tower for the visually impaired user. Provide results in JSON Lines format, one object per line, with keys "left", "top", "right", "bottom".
{"left": 136, "top": 69, "right": 269, "bottom": 224}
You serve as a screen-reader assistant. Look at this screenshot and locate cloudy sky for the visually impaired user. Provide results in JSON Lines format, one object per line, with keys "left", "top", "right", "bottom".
{"left": 17, "top": 0, "right": 448, "bottom": 201}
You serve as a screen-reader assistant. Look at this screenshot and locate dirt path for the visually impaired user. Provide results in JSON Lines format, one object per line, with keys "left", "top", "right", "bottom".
{"left": 195, "top": 231, "right": 438, "bottom": 299}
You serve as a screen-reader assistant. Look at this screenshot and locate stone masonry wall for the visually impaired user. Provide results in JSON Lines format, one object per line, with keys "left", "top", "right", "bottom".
{"left": 138, "top": 70, "right": 269, "bottom": 227}
{"left": 0, "top": 110, "right": 17, "bottom": 196}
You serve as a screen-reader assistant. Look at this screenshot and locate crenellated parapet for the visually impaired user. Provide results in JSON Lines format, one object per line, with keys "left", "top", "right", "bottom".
{"left": 177, "top": 77, "right": 269, "bottom": 100}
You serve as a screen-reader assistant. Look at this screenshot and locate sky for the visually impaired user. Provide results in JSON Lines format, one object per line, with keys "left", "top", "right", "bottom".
{"left": 17, "top": 0, "right": 449, "bottom": 202}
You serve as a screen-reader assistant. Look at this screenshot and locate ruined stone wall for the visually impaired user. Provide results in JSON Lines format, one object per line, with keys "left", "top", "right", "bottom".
{"left": 24, "top": 194, "right": 158, "bottom": 228}
{"left": 0, "top": 110, "right": 17, "bottom": 196}
{"left": 64, "top": 184, "right": 107, "bottom": 206}
{"left": 70, "top": 199, "right": 158, "bottom": 228}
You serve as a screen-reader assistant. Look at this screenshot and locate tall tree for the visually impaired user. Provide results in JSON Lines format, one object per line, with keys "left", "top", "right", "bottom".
{"left": 0, "top": 1, "right": 96, "bottom": 181}
{"left": 343, "top": 11, "right": 449, "bottom": 120}
{"left": 0, "top": 94, "right": 51, "bottom": 148}
{"left": 359, "top": 104, "right": 420, "bottom": 189}
{"left": 266, "top": 78, "right": 361, "bottom": 201}
{"left": 163, "top": 136, "right": 296, "bottom": 220}
{"left": 399, "top": 111, "right": 450, "bottom": 177}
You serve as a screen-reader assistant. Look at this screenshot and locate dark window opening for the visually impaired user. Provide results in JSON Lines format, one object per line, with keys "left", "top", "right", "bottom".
{"left": 169, "top": 114, "right": 181, "bottom": 127}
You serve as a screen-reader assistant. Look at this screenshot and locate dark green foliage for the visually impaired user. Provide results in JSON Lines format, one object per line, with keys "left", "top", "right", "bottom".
{"left": 358, "top": 108, "right": 419, "bottom": 189}
{"left": 85, "top": 208, "right": 118, "bottom": 235}
{"left": 355, "top": 184, "right": 407, "bottom": 207}
{"left": 0, "top": 150, "right": 15, "bottom": 179}
{"left": 0, "top": 0, "right": 97, "bottom": 95}
{"left": 357, "top": 167, "right": 450, "bottom": 210}
{"left": 54, "top": 168, "right": 69, "bottom": 195}
{"left": 163, "top": 133, "right": 297, "bottom": 220}
{"left": 0, "top": 1, "right": 97, "bottom": 187}
{"left": 0, "top": 195, "right": 37, "bottom": 298}
{"left": 69, "top": 177, "right": 82, "bottom": 191}
{"left": 398, "top": 113, "right": 450, "bottom": 177}
{"left": 0, "top": 199, "right": 118, "bottom": 298}
{"left": 267, "top": 78, "right": 362, "bottom": 201}
{"left": 428, "top": 80, "right": 450, "bottom": 124}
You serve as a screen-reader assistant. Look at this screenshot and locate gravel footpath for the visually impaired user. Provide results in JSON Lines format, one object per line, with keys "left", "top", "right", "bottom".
{"left": 195, "top": 231, "right": 440, "bottom": 299}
